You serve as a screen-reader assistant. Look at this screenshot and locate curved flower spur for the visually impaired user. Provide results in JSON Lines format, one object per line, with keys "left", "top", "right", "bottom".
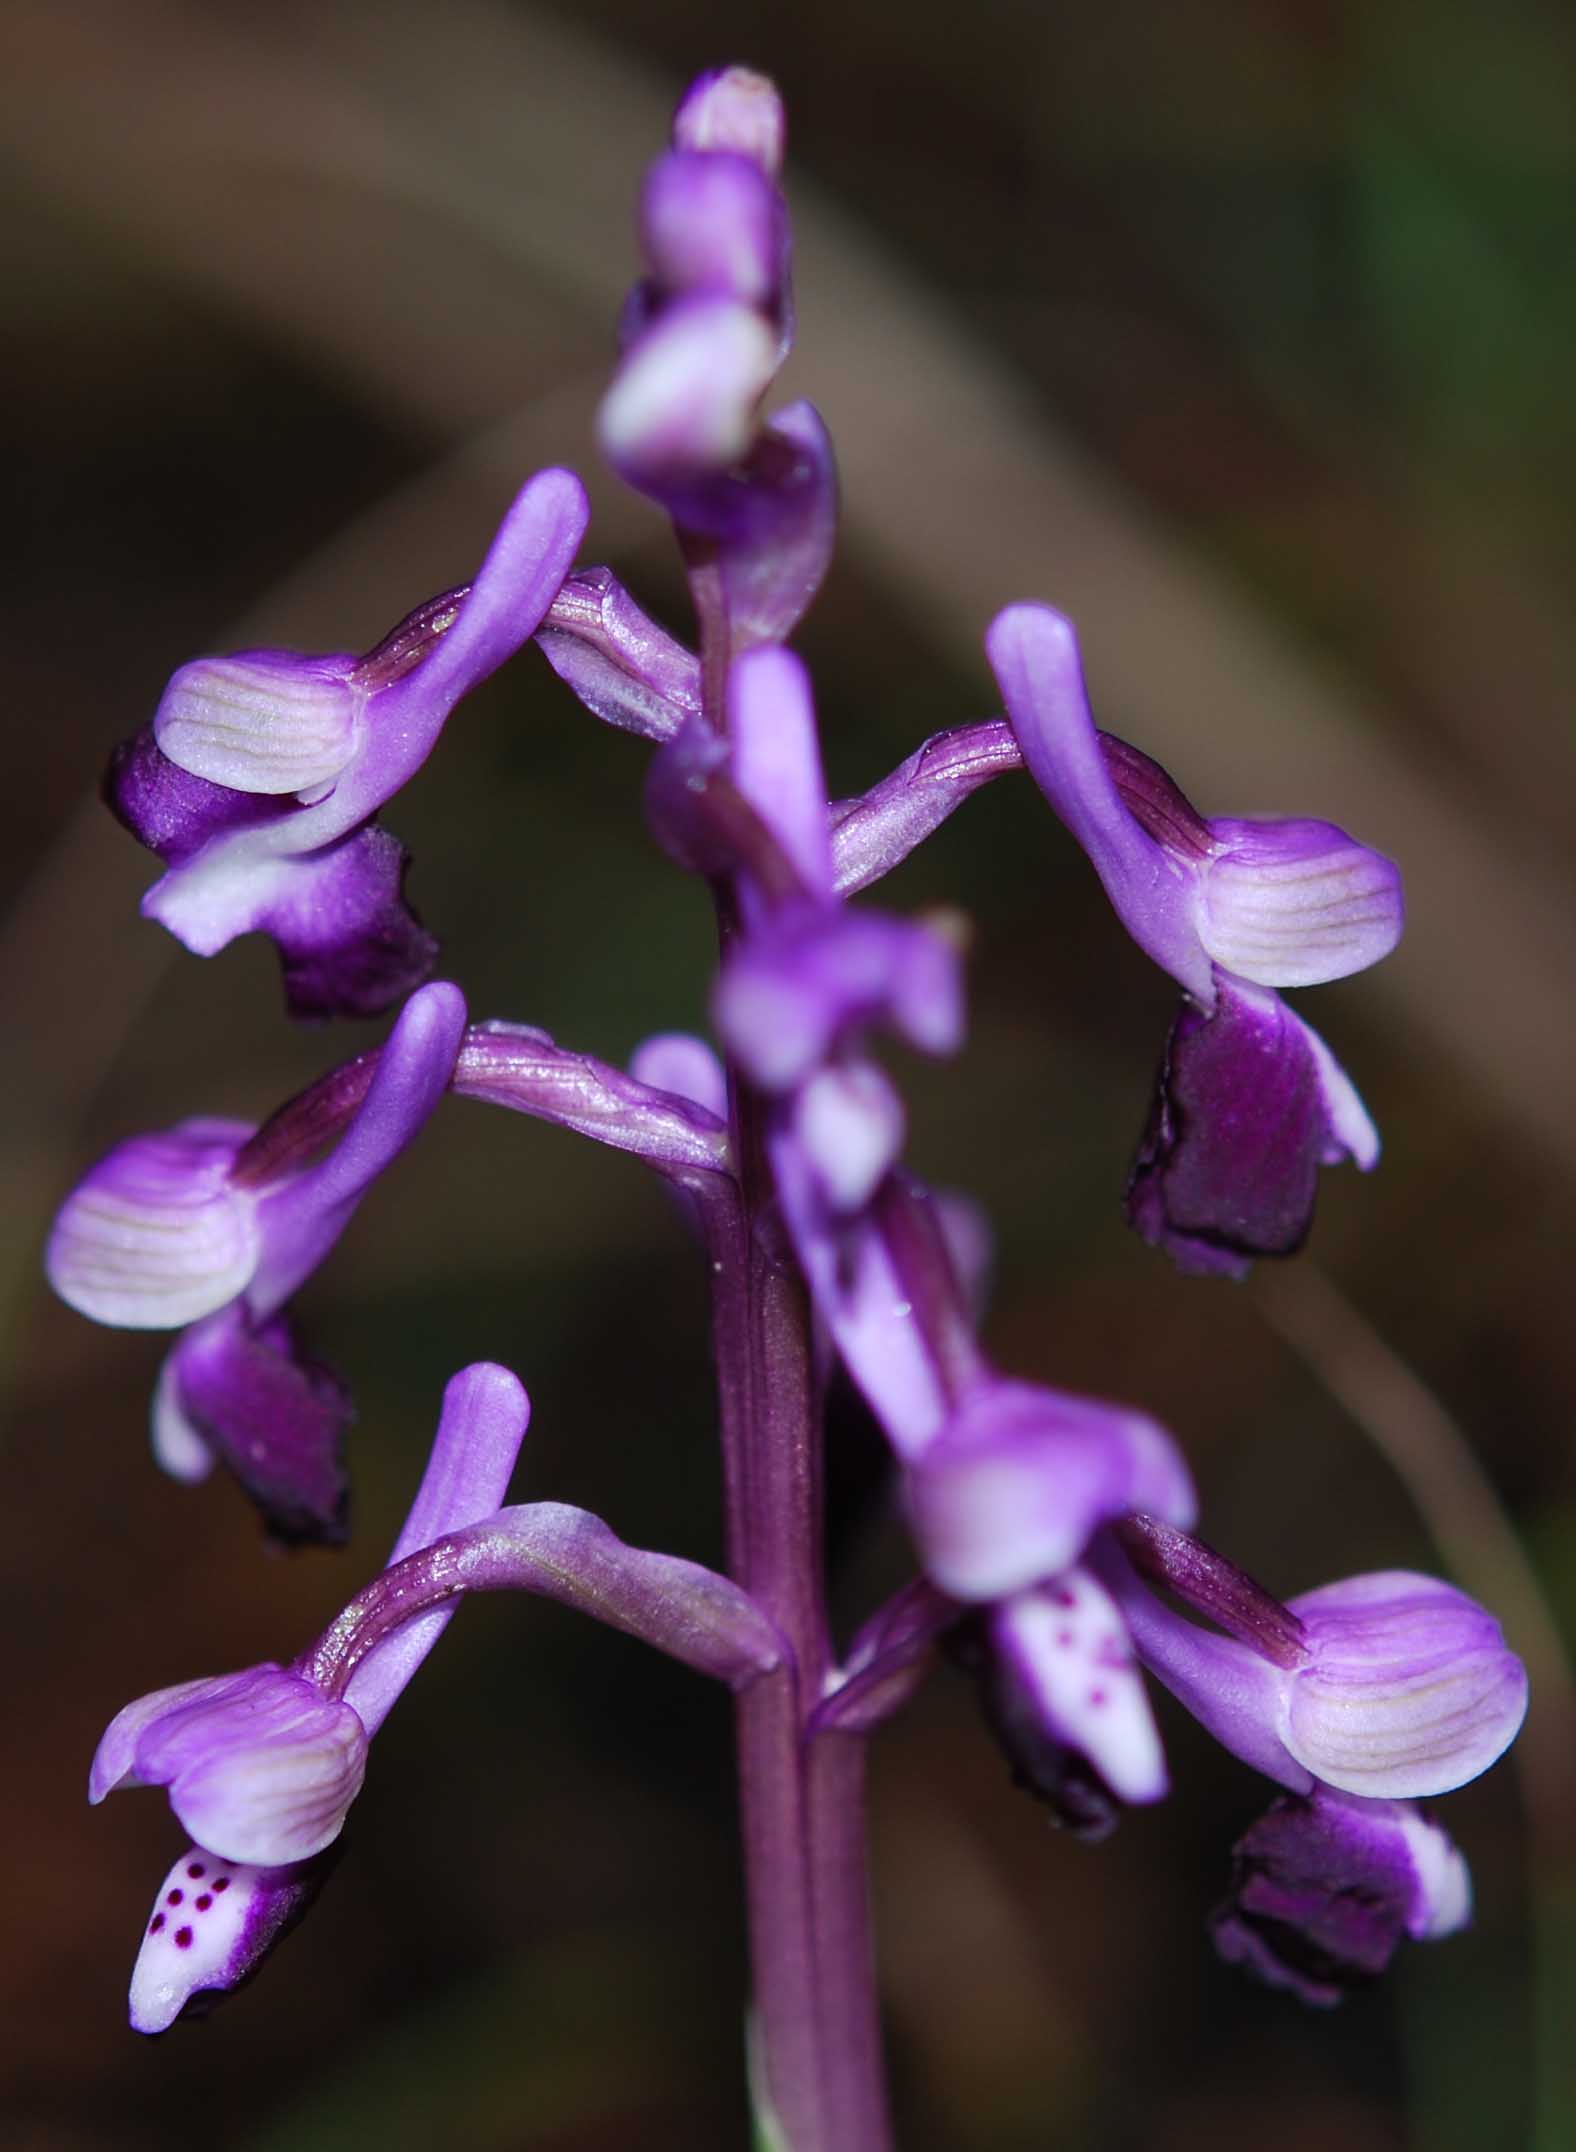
{"left": 45, "top": 54, "right": 1531, "bottom": 2152}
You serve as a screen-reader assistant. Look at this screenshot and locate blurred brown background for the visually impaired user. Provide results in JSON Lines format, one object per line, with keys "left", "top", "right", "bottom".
{"left": 2, "top": 2, "right": 1573, "bottom": 2146}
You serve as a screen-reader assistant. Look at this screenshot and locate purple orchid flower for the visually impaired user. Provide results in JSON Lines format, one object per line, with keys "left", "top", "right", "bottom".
{"left": 92, "top": 1362, "right": 783, "bottom": 2031}
{"left": 107, "top": 469, "right": 588, "bottom": 1018}
{"left": 986, "top": 602, "right": 1403, "bottom": 1277}
{"left": 1104, "top": 1521, "right": 1528, "bottom": 1802}
{"left": 1097, "top": 1517, "right": 1524, "bottom": 1998}
{"left": 100, "top": 1359, "right": 529, "bottom": 2031}
{"left": 47, "top": 981, "right": 467, "bottom": 1540}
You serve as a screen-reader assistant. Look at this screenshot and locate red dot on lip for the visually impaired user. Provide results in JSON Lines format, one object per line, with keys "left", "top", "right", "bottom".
{"left": 149, "top": 1914, "right": 166, "bottom": 1935}
{"left": 175, "top": 1926, "right": 194, "bottom": 1950}
{"left": 195, "top": 1893, "right": 213, "bottom": 1911}
{"left": 187, "top": 1863, "right": 206, "bottom": 1879}
{"left": 212, "top": 1877, "right": 230, "bottom": 1893}
{"left": 166, "top": 1889, "right": 184, "bottom": 1906}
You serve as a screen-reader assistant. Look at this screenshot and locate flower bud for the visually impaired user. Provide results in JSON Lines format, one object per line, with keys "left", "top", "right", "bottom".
{"left": 672, "top": 66, "right": 786, "bottom": 176}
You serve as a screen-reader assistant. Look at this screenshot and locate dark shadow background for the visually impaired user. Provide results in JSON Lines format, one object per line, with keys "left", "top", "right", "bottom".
{"left": 2, "top": 2, "right": 1572, "bottom": 2147}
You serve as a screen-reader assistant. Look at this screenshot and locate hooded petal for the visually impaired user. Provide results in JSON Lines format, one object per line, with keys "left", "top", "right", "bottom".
{"left": 905, "top": 1378, "right": 1195, "bottom": 1601}
{"left": 93, "top": 1665, "right": 366, "bottom": 1867}
{"left": 1283, "top": 1571, "right": 1529, "bottom": 1799}
{"left": 715, "top": 902, "right": 964, "bottom": 1091}
{"left": 1198, "top": 818, "right": 1404, "bottom": 988}
{"left": 153, "top": 651, "right": 358, "bottom": 797}
{"left": 600, "top": 297, "right": 777, "bottom": 493}
{"left": 47, "top": 1120, "right": 257, "bottom": 1329}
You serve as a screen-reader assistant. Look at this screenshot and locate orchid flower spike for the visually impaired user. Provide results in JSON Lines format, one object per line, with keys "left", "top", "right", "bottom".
{"left": 986, "top": 603, "right": 1404, "bottom": 1277}
{"left": 97, "top": 1362, "right": 530, "bottom": 2032}
{"left": 107, "top": 470, "right": 588, "bottom": 1017}
{"left": 47, "top": 982, "right": 467, "bottom": 1541}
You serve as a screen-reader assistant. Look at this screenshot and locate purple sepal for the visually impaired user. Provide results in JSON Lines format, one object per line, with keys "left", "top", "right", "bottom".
{"left": 248, "top": 981, "right": 467, "bottom": 1315}
{"left": 262, "top": 823, "right": 438, "bottom": 1022}
{"left": 128, "top": 1844, "right": 333, "bottom": 2034}
{"left": 535, "top": 567, "right": 699, "bottom": 742}
{"left": 106, "top": 727, "right": 284, "bottom": 865}
{"left": 987, "top": 604, "right": 1207, "bottom": 996}
{"left": 345, "top": 1362, "right": 531, "bottom": 1734}
{"left": 90, "top": 1664, "right": 366, "bottom": 1867}
{"left": 707, "top": 403, "right": 837, "bottom": 648}
{"left": 1209, "top": 1789, "right": 1471, "bottom": 2007}
{"left": 1125, "top": 974, "right": 1379, "bottom": 1278}
{"left": 905, "top": 1377, "right": 1196, "bottom": 1602}
{"left": 160, "top": 1309, "right": 352, "bottom": 1547}
{"left": 987, "top": 603, "right": 1403, "bottom": 1006}
{"left": 715, "top": 900, "right": 964, "bottom": 1092}
{"left": 990, "top": 1570, "right": 1166, "bottom": 1805}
